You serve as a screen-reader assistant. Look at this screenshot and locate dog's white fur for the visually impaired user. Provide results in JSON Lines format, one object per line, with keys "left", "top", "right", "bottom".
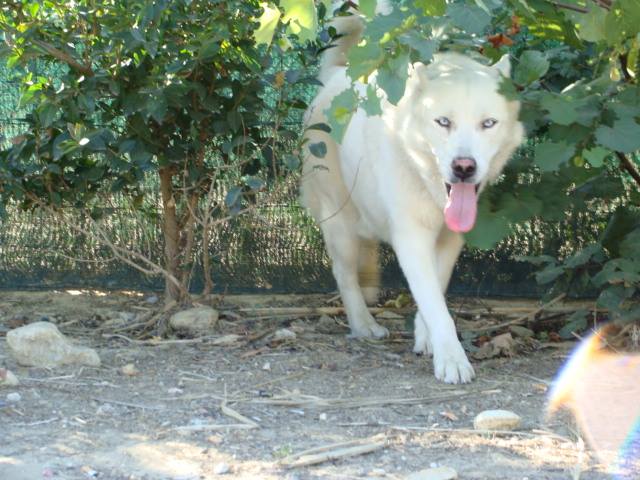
{"left": 301, "top": 2, "right": 524, "bottom": 383}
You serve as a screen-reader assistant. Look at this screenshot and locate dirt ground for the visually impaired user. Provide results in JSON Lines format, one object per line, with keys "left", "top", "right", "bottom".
{"left": 0, "top": 290, "right": 611, "bottom": 480}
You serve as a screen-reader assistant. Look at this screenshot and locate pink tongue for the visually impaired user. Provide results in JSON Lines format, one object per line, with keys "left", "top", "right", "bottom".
{"left": 444, "top": 183, "right": 478, "bottom": 233}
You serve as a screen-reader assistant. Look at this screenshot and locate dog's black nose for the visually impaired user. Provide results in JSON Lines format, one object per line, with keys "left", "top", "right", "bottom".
{"left": 452, "top": 157, "right": 476, "bottom": 181}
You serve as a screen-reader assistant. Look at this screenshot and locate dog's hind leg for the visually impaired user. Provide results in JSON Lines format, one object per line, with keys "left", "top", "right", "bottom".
{"left": 321, "top": 221, "right": 388, "bottom": 339}
{"left": 358, "top": 239, "right": 380, "bottom": 306}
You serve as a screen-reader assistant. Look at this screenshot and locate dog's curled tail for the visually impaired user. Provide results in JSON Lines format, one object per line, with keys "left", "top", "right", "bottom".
{"left": 318, "top": 0, "right": 391, "bottom": 85}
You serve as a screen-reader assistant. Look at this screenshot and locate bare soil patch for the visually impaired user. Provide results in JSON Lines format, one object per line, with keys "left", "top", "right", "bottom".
{"left": 0, "top": 290, "right": 607, "bottom": 479}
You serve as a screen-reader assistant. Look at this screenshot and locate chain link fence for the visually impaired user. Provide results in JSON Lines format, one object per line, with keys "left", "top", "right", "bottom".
{"left": 0, "top": 65, "right": 607, "bottom": 297}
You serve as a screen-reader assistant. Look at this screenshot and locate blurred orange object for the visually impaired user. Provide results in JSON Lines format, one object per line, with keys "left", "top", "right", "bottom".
{"left": 548, "top": 328, "right": 640, "bottom": 477}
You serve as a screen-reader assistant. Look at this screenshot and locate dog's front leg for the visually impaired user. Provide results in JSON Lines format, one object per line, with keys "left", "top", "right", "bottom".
{"left": 392, "top": 225, "right": 475, "bottom": 384}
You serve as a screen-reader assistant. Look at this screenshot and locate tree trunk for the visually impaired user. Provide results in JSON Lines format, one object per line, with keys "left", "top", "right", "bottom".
{"left": 159, "top": 167, "right": 184, "bottom": 302}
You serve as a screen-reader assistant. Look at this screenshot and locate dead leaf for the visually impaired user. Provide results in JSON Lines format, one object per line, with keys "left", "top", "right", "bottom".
{"left": 440, "top": 410, "right": 459, "bottom": 421}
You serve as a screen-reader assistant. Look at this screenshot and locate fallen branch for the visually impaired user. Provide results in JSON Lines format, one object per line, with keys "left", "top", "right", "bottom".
{"left": 281, "top": 434, "right": 388, "bottom": 468}
{"left": 391, "top": 426, "right": 572, "bottom": 442}
{"left": 250, "top": 389, "right": 478, "bottom": 410}
{"left": 467, "top": 293, "right": 566, "bottom": 333}
{"left": 91, "top": 397, "right": 164, "bottom": 410}
{"left": 170, "top": 423, "right": 255, "bottom": 432}
{"left": 236, "top": 306, "right": 411, "bottom": 317}
{"left": 220, "top": 401, "right": 259, "bottom": 429}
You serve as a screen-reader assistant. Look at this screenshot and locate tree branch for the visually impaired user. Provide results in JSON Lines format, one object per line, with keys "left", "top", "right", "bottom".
{"left": 619, "top": 53, "right": 633, "bottom": 82}
{"left": 616, "top": 152, "right": 640, "bottom": 188}
{"left": 32, "top": 39, "right": 94, "bottom": 77}
{"left": 550, "top": 1, "right": 588, "bottom": 13}
{"left": 549, "top": 0, "right": 610, "bottom": 12}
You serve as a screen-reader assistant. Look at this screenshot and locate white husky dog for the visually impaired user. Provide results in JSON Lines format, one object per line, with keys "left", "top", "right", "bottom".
{"left": 301, "top": 1, "right": 524, "bottom": 383}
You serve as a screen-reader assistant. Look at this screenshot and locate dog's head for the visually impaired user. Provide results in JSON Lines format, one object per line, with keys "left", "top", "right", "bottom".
{"left": 398, "top": 53, "right": 524, "bottom": 233}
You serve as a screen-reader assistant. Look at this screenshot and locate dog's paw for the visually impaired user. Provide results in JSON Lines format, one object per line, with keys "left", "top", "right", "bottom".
{"left": 413, "top": 317, "right": 433, "bottom": 356}
{"left": 432, "top": 342, "right": 475, "bottom": 384}
{"left": 348, "top": 319, "right": 389, "bottom": 339}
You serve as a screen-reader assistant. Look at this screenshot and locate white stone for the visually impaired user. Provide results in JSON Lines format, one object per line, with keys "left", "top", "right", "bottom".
{"left": 273, "top": 328, "right": 296, "bottom": 341}
{"left": 0, "top": 368, "right": 19, "bottom": 386}
{"left": 6, "top": 392, "right": 21, "bottom": 403}
{"left": 473, "top": 409, "right": 521, "bottom": 431}
{"left": 213, "top": 463, "right": 230, "bottom": 475}
{"left": 169, "top": 306, "right": 219, "bottom": 334}
{"left": 7, "top": 322, "right": 101, "bottom": 368}
{"left": 406, "top": 466, "right": 458, "bottom": 480}
{"left": 121, "top": 363, "right": 139, "bottom": 376}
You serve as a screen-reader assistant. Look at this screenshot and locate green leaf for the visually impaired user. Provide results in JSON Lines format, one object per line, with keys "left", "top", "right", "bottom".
{"left": 514, "top": 50, "right": 550, "bottom": 86}
{"left": 255, "top": 3, "right": 282, "bottom": 45}
{"left": 360, "top": 0, "right": 377, "bottom": 18}
{"left": 346, "top": 41, "right": 384, "bottom": 80}
{"left": 540, "top": 93, "right": 580, "bottom": 126}
{"left": 362, "top": 84, "right": 382, "bottom": 116}
{"left": 414, "top": 0, "right": 446, "bottom": 16}
{"left": 399, "top": 32, "right": 437, "bottom": 63}
{"left": 564, "top": 244, "right": 603, "bottom": 268}
{"left": 447, "top": 3, "right": 490, "bottom": 34}
{"left": 620, "top": 228, "right": 640, "bottom": 260}
{"left": 225, "top": 186, "right": 243, "bottom": 208}
{"left": 464, "top": 196, "right": 511, "bottom": 250}
{"left": 600, "top": 207, "right": 640, "bottom": 257}
{"left": 282, "top": 0, "right": 317, "bottom": 43}
{"left": 572, "top": 7, "right": 607, "bottom": 43}
{"left": 283, "top": 154, "right": 301, "bottom": 171}
{"left": 535, "top": 265, "right": 565, "bottom": 284}
{"left": 558, "top": 310, "right": 588, "bottom": 340}
{"left": 583, "top": 146, "right": 610, "bottom": 167}
{"left": 597, "top": 284, "right": 635, "bottom": 312}
{"left": 534, "top": 141, "right": 575, "bottom": 172}
{"left": 306, "top": 123, "right": 332, "bottom": 134}
{"left": 309, "top": 141, "right": 327, "bottom": 158}
{"left": 376, "top": 52, "right": 410, "bottom": 105}
{"left": 595, "top": 118, "right": 640, "bottom": 153}
{"left": 325, "top": 88, "right": 359, "bottom": 143}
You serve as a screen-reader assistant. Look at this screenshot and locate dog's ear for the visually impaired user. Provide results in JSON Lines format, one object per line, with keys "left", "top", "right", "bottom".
{"left": 493, "top": 54, "right": 511, "bottom": 77}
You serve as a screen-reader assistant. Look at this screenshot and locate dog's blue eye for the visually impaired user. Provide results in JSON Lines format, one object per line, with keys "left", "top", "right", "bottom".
{"left": 435, "top": 117, "right": 451, "bottom": 128}
{"left": 482, "top": 118, "right": 498, "bottom": 129}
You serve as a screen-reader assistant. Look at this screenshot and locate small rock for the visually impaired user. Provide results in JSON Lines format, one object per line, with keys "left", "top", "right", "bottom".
{"left": 169, "top": 306, "right": 219, "bottom": 334}
{"left": 273, "top": 328, "right": 296, "bottom": 341}
{"left": 509, "top": 325, "right": 535, "bottom": 338}
{"left": 6, "top": 392, "right": 21, "bottom": 403}
{"left": 0, "top": 368, "right": 19, "bottom": 386}
{"left": 473, "top": 332, "right": 517, "bottom": 360}
{"left": 213, "top": 463, "right": 230, "bottom": 475}
{"left": 316, "top": 314, "right": 338, "bottom": 333}
{"left": 473, "top": 409, "right": 521, "bottom": 431}
{"left": 262, "top": 362, "right": 271, "bottom": 371}
{"left": 121, "top": 363, "right": 139, "bottom": 376}
{"left": 145, "top": 295, "right": 159, "bottom": 304}
{"left": 7, "top": 322, "right": 101, "bottom": 368}
{"left": 406, "top": 466, "right": 458, "bottom": 480}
